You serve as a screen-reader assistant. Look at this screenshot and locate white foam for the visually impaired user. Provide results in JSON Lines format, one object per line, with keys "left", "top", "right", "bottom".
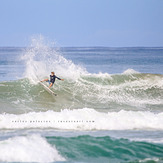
{"left": 0, "top": 108, "right": 163, "bottom": 130}
{"left": 22, "top": 35, "right": 86, "bottom": 84}
{"left": 78, "top": 71, "right": 163, "bottom": 108}
{"left": 86, "top": 72, "right": 112, "bottom": 78}
{"left": 130, "top": 138, "right": 163, "bottom": 144}
{"left": 122, "top": 69, "right": 140, "bottom": 75}
{"left": 0, "top": 134, "right": 65, "bottom": 162}
{"left": 138, "top": 157, "right": 160, "bottom": 162}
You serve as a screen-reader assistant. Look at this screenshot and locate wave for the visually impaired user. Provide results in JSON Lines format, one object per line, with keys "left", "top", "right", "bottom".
{"left": 0, "top": 71, "right": 163, "bottom": 113}
{"left": 46, "top": 135, "right": 163, "bottom": 163}
{"left": 0, "top": 36, "right": 163, "bottom": 114}
{"left": 0, "top": 134, "right": 65, "bottom": 162}
{"left": 21, "top": 37, "right": 163, "bottom": 112}
{"left": 0, "top": 108, "right": 163, "bottom": 130}
{"left": 1, "top": 134, "right": 163, "bottom": 163}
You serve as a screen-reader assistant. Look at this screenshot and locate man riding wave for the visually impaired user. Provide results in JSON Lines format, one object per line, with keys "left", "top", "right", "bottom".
{"left": 41, "top": 72, "right": 64, "bottom": 88}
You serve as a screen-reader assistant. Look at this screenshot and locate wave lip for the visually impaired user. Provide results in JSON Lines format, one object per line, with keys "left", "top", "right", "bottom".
{"left": 0, "top": 108, "right": 163, "bottom": 130}
{"left": 0, "top": 134, "right": 65, "bottom": 162}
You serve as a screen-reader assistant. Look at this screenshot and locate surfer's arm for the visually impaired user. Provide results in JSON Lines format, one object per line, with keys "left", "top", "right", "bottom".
{"left": 56, "top": 76, "right": 64, "bottom": 81}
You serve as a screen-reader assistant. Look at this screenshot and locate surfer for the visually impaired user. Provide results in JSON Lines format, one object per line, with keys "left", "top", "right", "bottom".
{"left": 41, "top": 72, "right": 64, "bottom": 88}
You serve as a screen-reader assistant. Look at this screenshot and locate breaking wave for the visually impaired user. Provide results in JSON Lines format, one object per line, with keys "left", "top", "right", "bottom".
{"left": 0, "top": 134, "right": 65, "bottom": 162}
{"left": 0, "top": 108, "right": 163, "bottom": 130}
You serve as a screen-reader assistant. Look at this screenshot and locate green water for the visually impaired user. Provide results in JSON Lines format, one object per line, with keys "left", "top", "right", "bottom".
{"left": 47, "top": 135, "right": 163, "bottom": 163}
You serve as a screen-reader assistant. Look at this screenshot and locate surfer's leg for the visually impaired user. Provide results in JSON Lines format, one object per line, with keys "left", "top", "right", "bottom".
{"left": 49, "top": 83, "right": 53, "bottom": 88}
{"left": 41, "top": 79, "right": 48, "bottom": 82}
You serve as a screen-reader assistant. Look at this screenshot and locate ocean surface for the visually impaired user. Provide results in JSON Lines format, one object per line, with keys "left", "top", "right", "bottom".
{"left": 0, "top": 39, "right": 163, "bottom": 163}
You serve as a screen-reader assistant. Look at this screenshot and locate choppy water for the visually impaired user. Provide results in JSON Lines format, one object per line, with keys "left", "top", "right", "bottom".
{"left": 0, "top": 38, "right": 163, "bottom": 163}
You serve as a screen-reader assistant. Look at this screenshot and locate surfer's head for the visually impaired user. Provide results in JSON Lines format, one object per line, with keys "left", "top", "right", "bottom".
{"left": 51, "top": 72, "right": 55, "bottom": 75}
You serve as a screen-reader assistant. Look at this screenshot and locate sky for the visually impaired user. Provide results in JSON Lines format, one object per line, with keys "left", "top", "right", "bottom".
{"left": 0, "top": 0, "right": 163, "bottom": 47}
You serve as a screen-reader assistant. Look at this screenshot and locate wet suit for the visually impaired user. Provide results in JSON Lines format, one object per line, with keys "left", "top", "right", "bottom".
{"left": 47, "top": 75, "right": 61, "bottom": 85}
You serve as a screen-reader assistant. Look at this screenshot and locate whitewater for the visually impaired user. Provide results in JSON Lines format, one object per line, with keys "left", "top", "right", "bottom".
{"left": 0, "top": 37, "right": 163, "bottom": 163}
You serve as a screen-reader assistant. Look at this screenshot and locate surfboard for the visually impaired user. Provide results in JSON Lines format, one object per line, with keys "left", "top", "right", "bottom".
{"left": 39, "top": 82, "right": 57, "bottom": 96}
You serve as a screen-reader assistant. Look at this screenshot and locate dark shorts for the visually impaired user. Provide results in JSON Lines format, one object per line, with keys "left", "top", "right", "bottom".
{"left": 46, "top": 80, "right": 54, "bottom": 85}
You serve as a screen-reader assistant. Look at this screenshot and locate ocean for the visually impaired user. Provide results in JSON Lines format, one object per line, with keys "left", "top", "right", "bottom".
{"left": 0, "top": 39, "right": 163, "bottom": 163}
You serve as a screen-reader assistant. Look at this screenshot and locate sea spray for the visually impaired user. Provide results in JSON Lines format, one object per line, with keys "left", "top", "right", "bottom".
{"left": 22, "top": 35, "right": 86, "bottom": 83}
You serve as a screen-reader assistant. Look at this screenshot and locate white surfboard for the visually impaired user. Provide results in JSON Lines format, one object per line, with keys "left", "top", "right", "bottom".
{"left": 39, "top": 82, "right": 57, "bottom": 96}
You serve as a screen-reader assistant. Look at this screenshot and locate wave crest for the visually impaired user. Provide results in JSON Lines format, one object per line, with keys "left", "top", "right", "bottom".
{"left": 0, "top": 134, "right": 65, "bottom": 162}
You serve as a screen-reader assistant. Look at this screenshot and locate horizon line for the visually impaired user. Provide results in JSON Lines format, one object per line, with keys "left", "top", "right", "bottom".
{"left": 0, "top": 46, "right": 163, "bottom": 48}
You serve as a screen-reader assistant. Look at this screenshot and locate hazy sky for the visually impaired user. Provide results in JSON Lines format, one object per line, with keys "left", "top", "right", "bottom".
{"left": 0, "top": 0, "right": 163, "bottom": 47}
